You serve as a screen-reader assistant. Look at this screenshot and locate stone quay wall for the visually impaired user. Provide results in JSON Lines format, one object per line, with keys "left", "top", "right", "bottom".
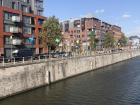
{"left": 0, "top": 50, "right": 140, "bottom": 99}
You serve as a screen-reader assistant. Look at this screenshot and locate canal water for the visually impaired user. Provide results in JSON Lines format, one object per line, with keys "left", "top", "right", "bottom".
{"left": 0, "top": 57, "right": 140, "bottom": 105}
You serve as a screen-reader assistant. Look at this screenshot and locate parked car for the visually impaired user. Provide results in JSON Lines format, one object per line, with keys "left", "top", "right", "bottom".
{"left": 48, "top": 51, "right": 58, "bottom": 58}
{"left": 33, "top": 53, "right": 49, "bottom": 60}
{"left": 12, "top": 49, "right": 34, "bottom": 61}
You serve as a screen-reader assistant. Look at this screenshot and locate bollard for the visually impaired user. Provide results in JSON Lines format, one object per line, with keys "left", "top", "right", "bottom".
{"left": 13, "top": 58, "right": 15, "bottom": 64}
{"left": 31, "top": 56, "right": 33, "bottom": 63}
{"left": 62, "top": 54, "right": 63, "bottom": 59}
{"left": 39, "top": 56, "right": 40, "bottom": 62}
{"left": 45, "top": 55, "right": 47, "bottom": 61}
{"left": 23, "top": 57, "right": 25, "bottom": 63}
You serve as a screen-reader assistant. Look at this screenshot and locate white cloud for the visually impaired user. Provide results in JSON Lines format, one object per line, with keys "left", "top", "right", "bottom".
{"left": 95, "top": 9, "right": 105, "bottom": 14}
{"left": 122, "top": 14, "right": 131, "bottom": 19}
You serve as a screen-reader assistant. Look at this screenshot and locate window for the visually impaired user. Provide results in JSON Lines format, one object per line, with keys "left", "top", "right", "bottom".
{"left": 38, "top": 28, "right": 42, "bottom": 33}
{"left": 25, "top": 38, "right": 35, "bottom": 45}
{"left": 25, "top": 38, "right": 30, "bottom": 43}
{"left": 12, "top": 2, "right": 15, "bottom": 9}
{"left": 77, "top": 30, "right": 80, "bottom": 33}
{"left": 22, "top": 5, "right": 29, "bottom": 13}
{"left": 23, "top": 27, "right": 31, "bottom": 34}
{"left": 32, "top": 28, "right": 35, "bottom": 34}
{"left": 77, "top": 35, "right": 80, "bottom": 38}
{"left": 4, "top": 12, "right": 19, "bottom": 21}
{"left": 23, "top": 16, "right": 31, "bottom": 24}
{"left": 70, "top": 35, "right": 73, "bottom": 38}
{"left": 0, "top": 0, "right": 3, "bottom": 6}
{"left": 37, "top": 10, "right": 43, "bottom": 16}
{"left": 4, "top": 12, "right": 12, "bottom": 21}
{"left": 4, "top": 24, "right": 11, "bottom": 32}
{"left": 12, "top": 1, "right": 20, "bottom": 10}
{"left": 31, "top": 17, "right": 35, "bottom": 24}
{"left": 35, "top": 0, "right": 43, "bottom": 15}
{"left": 29, "top": 6, "right": 32, "bottom": 13}
{"left": 23, "top": 0, "right": 30, "bottom": 3}
{"left": 4, "top": 36, "right": 11, "bottom": 45}
{"left": 38, "top": 19, "right": 44, "bottom": 25}
{"left": 27, "top": 0, "right": 30, "bottom": 3}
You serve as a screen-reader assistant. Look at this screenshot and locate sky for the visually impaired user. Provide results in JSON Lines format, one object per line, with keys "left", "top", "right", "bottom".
{"left": 44, "top": 0, "right": 140, "bottom": 37}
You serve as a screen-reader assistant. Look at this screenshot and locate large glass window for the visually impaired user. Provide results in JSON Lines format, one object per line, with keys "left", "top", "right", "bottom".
{"left": 4, "top": 24, "right": 11, "bottom": 32}
{"left": 34, "top": 0, "right": 44, "bottom": 15}
{"left": 4, "top": 36, "right": 11, "bottom": 45}
{"left": 22, "top": 5, "right": 29, "bottom": 13}
{"left": 4, "top": 12, "right": 12, "bottom": 21}
{"left": 23, "top": 16, "right": 31, "bottom": 24}
{"left": 23, "top": 0, "right": 30, "bottom": 3}
{"left": 38, "top": 19, "right": 44, "bottom": 25}
{"left": 12, "top": 1, "right": 20, "bottom": 10}
{"left": 0, "top": 0, "right": 3, "bottom": 6}
{"left": 12, "top": 2, "right": 15, "bottom": 9}
{"left": 25, "top": 38, "right": 35, "bottom": 45}
{"left": 37, "top": 10, "right": 43, "bottom": 16}
{"left": 25, "top": 38, "right": 30, "bottom": 43}
{"left": 23, "top": 27, "right": 31, "bottom": 34}
{"left": 4, "top": 12, "right": 19, "bottom": 21}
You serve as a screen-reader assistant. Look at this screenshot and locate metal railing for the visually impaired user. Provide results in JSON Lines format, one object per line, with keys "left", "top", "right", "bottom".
{"left": 0, "top": 49, "right": 139, "bottom": 67}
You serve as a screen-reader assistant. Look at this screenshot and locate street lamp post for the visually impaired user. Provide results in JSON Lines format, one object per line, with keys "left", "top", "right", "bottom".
{"left": 10, "top": 36, "right": 13, "bottom": 58}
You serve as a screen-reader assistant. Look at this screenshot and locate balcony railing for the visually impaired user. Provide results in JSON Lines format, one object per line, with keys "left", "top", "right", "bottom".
{"left": 12, "top": 16, "right": 21, "bottom": 22}
{"left": 12, "top": 39, "right": 22, "bottom": 45}
{"left": 10, "top": 27, "right": 21, "bottom": 33}
{"left": 35, "top": 4, "right": 44, "bottom": 10}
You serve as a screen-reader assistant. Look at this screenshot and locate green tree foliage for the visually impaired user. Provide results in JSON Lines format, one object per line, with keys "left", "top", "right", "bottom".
{"left": 103, "top": 33, "right": 115, "bottom": 48}
{"left": 88, "top": 31, "right": 99, "bottom": 50}
{"left": 118, "top": 34, "right": 128, "bottom": 47}
{"left": 41, "top": 16, "right": 62, "bottom": 51}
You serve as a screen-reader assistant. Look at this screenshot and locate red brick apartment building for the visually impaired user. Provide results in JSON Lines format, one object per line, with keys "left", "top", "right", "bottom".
{"left": 0, "top": 0, "right": 46, "bottom": 57}
{"left": 61, "top": 17, "right": 123, "bottom": 51}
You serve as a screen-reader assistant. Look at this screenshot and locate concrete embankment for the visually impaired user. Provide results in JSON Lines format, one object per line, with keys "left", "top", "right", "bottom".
{"left": 0, "top": 50, "right": 140, "bottom": 99}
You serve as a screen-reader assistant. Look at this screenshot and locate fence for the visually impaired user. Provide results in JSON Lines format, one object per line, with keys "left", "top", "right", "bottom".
{"left": 0, "top": 49, "right": 137, "bottom": 67}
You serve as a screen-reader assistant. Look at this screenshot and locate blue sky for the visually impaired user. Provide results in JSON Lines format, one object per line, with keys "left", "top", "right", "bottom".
{"left": 44, "top": 0, "right": 140, "bottom": 36}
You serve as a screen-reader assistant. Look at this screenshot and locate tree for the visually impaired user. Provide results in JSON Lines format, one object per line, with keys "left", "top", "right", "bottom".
{"left": 88, "top": 31, "right": 98, "bottom": 50}
{"left": 118, "top": 34, "right": 128, "bottom": 47}
{"left": 41, "top": 16, "right": 62, "bottom": 51}
{"left": 103, "top": 33, "right": 115, "bottom": 48}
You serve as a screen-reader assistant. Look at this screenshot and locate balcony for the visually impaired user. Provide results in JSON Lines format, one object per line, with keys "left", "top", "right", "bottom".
{"left": 12, "top": 16, "right": 21, "bottom": 22}
{"left": 12, "top": 39, "right": 22, "bottom": 45}
{"left": 10, "top": 27, "right": 21, "bottom": 33}
{"left": 35, "top": 4, "right": 44, "bottom": 11}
